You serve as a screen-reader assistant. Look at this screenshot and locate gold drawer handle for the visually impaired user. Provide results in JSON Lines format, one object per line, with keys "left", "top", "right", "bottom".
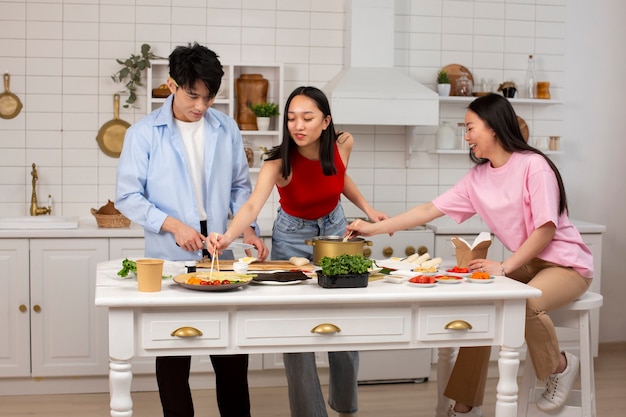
{"left": 19, "top": 304, "right": 27, "bottom": 313}
{"left": 311, "top": 323, "right": 341, "bottom": 334}
{"left": 445, "top": 320, "right": 473, "bottom": 330}
{"left": 171, "top": 327, "right": 203, "bottom": 337}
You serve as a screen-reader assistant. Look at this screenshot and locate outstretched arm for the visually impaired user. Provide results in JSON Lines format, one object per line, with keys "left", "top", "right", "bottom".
{"left": 346, "top": 202, "right": 444, "bottom": 237}
{"left": 342, "top": 174, "right": 388, "bottom": 222}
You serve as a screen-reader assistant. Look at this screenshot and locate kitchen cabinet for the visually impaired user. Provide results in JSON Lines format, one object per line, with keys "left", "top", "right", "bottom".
{"left": 109, "top": 237, "right": 145, "bottom": 259}
{"left": 147, "top": 60, "right": 284, "bottom": 173}
{"left": 29, "top": 239, "right": 110, "bottom": 377}
{"left": 0, "top": 239, "right": 109, "bottom": 378}
{"left": 0, "top": 239, "right": 29, "bottom": 377}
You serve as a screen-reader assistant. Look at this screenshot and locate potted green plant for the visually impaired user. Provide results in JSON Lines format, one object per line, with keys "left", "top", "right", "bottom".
{"left": 249, "top": 102, "right": 280, "bottom": 131}
{"left": 317, "top": 254, "right": 373, "bottom": 288}
{"left": 437, "top": 69, "right": 451, "bottom": 96}
{"left": 112, "top": 43, "right": 161, "bottom": 108}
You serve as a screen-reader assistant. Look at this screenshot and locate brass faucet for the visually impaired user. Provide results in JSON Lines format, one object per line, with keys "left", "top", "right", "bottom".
{"left": 30, "top": 163, "right": 52, "bottom": 216}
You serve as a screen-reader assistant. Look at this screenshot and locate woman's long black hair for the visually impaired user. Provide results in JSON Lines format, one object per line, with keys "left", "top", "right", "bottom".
{"left": 468, "top": 93, "right": 568, "bottom": 215}
{"left": 265, "top": 86, "right": 339, "bottom": 179}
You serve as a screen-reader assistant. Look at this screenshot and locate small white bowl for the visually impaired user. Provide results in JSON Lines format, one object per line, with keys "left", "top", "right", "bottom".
{"left": 233, "top": 261, "right": 249, "bottom": 274}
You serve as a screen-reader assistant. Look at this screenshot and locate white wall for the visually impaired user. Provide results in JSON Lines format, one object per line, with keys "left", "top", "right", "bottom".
{"left": 0, "top": 0, "right": 623, "bottom": 342}
{"left": 563, "top": 0, "right": 626, "bottom": 343}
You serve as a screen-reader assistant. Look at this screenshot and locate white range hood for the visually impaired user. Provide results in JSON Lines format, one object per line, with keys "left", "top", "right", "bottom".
{"left": 323, "top": 0, "right": 438, "bottom": 126}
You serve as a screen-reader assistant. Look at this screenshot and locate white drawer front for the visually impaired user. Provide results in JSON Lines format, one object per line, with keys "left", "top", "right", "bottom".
{"left": 237, "top": 308, "right": 411, "bottom": 347}
{"left": 418, "top": 305, "right": 495, "bottom": 342}
{"left": 140, "top": 310, "right": 229, "bottom": 349}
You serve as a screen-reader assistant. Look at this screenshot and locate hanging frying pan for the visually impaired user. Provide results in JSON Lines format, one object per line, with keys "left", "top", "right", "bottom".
{"left": 0, "top": 73, "right": 23, "bottom": 120}
{"left": 96, "top": 93, "right": 131, "bottom": 158}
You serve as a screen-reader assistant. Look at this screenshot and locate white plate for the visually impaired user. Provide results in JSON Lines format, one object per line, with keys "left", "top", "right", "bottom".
{"left": 467, "top": 277, "right": 495, "bottom": 284}
{"left": 251, "top": 279, "right": 304, "bottom": 286}
{"left": 444, "top": 269, "right": 470, "bottom": 278}
{"left": 228, "top": 242, "right": 255, "bottom": 250}
{"left": 368, "top": 267, "right": 383, "bottom": 274}
{"left": 383, "top": 275, "right": 405, "bottom": 284}
{"left": 407, "top": 281, "right": 436, "bottom": 288}
{"left": 173, "top": 273, "right": 251, "bottom": 291}
{"left": 435, "top": 276, "right": 464, "bottom": 284}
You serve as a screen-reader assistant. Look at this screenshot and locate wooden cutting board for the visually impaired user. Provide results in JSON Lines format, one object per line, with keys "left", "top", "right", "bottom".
{"left": 196, "top": 260, "right": 313, "bottom": 271}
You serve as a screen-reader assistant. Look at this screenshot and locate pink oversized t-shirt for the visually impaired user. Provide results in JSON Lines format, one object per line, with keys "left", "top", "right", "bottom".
{"left": 432, "top": 152, "right": 593, "bottom": 278}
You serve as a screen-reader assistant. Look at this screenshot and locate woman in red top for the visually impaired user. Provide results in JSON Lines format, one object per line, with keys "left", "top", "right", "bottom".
{"left": 210, "top": 86, "right": 386, "bottom": 417}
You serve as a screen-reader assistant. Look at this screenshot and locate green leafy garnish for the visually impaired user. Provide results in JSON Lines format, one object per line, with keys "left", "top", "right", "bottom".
{"left": 117, "top": 258, "right": 136, "bottom": 277}
{"left": 319, "top": 254, "right": 373, "bottom": 276}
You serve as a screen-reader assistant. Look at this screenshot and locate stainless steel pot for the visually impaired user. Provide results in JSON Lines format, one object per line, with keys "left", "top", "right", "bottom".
{"left": 305, "top": 235, "right": 373, "bottom": 265}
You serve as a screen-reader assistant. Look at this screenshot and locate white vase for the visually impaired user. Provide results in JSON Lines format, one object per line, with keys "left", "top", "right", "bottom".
{"left": 256, "top": 117, "right": 271, "bottom": 131}
{"left": 436, "top": 121, "right": 457, "bottom": 149}
{"left": 437, "top": 84, "right": 451, "bottom": 96}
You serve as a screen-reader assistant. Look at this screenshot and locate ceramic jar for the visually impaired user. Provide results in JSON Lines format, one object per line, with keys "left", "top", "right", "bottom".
{"left": 536, "top": 82, "right": 551, "bottom": 99}
{"left": 436, "top": 121, "right": 457, "bottom": 149}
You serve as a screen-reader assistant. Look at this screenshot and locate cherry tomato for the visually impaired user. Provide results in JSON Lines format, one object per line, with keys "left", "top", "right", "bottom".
{"left": 221, "top": 279, "right": 230, "bottom": 285}
{"left": 199, "top": 280, "right": 210, "bottom": 285}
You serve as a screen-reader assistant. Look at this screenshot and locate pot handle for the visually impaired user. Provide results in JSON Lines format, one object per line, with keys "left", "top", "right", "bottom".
{"left": 305, "top": 239, "right": 314, "bottom": 246}
{"left": 363, "top": 240, "right": 373, "bottom": 247}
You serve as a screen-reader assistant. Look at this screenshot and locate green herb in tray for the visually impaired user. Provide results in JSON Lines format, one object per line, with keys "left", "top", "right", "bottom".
{"left": 319, "top": 254, "right": 373, "bottom": 276}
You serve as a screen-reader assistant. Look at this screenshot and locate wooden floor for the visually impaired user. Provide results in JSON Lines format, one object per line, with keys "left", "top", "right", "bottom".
{"left": 1, "top": 343, "right": 624, "bottom": 417}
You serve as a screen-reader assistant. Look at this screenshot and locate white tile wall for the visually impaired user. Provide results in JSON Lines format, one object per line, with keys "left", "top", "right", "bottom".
{"left": 0, "top": 0, "right": 565, "bottom": 224}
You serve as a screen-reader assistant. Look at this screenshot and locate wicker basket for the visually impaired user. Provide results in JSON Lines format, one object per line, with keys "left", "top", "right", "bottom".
{"left": 91, "top": 208, "right": 131, "bottom": 228}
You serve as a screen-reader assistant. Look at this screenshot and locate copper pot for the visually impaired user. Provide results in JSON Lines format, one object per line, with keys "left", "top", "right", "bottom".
{"left": 305, "top": 235, "right": 373, "bottom": 265}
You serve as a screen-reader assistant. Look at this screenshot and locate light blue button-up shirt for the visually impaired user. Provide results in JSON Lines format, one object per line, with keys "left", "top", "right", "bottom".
{"left": 115, "top": 95, "right": 256, "bottom": 261}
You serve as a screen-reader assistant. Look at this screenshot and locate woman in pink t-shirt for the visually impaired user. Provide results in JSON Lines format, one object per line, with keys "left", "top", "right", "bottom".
{"left": 346, "top": 93, "right": 593, "bottom": 417}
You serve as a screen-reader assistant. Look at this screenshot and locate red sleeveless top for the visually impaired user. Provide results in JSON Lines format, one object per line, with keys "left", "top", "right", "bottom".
{"left": 277, "top": 144, "right": 345, "bottom": 220}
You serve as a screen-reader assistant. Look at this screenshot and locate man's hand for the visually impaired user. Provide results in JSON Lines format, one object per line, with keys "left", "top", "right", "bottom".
{"left": 162, "top": 217, "right": 206, "bottom": 252}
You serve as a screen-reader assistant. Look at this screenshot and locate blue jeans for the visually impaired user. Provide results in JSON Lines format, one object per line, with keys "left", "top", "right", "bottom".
{"left": 272, "top": 203, "right": 359, "bottom": 416}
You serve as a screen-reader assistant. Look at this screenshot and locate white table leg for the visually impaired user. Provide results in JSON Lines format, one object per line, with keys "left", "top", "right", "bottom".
{"left": 109, "top": 358, "right": 133, "bottom": 417}
{"left": 435, "top": 347, "right": 457, "bottom": 417}
{"left": 495, "top": 346, "right": 520, "bottom": 417}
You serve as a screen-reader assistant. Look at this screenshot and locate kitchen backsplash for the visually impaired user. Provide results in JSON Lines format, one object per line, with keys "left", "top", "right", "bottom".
{"left": 0, "top": 0, "right": 566, "bottom": 226}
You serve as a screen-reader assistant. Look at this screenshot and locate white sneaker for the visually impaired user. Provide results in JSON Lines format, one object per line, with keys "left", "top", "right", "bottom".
{"left": 536, "top": 351, "right": 580, "bottom": 411}
{"left": 447, "top": 405, "right": 483, "bottom": 417}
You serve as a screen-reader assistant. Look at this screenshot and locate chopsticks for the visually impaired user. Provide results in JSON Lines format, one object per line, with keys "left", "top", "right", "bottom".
{"left": 343, "top": 230, "right": 354, "bottom": 242}
{"left": 209, "top": 232, "right": 220, "bottom": 280}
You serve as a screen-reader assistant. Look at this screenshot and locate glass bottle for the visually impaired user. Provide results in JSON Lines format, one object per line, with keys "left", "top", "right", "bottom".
{"left": 457, "top": 123, "right": 468, "bottom": 150}
{"left": 525, "top": 54, "right": 537, "bottom": 99}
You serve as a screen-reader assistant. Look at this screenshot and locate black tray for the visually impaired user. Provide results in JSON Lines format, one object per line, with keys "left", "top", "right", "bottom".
{"left": 316, "top": 271, "right": 369, "bottom": 288}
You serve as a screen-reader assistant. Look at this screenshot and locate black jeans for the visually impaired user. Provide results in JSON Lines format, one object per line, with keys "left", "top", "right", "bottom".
{"left": 155, "top": 354, "right": 251, "bottom": 417}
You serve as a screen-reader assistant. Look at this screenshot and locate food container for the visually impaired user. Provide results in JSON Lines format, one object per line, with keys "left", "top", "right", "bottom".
{"left": 316, "top": 271, "right": 369, "bottom": 288}
{"left": 305, "top": 235, "right": 373, "bottom": 265}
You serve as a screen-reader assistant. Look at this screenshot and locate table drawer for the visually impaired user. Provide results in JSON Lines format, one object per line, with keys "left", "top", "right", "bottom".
{"left": 237, "top": 307, "right": 412, "bottom": 347}
{"left": 139, "top": 310, "right": 229, "bottom": 350}
{"left": 417, "top": 305, "right": 495, "bottom": 342}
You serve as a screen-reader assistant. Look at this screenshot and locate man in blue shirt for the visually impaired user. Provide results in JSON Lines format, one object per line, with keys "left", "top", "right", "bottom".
{"left": 116, "top": 42, "right": 268, "bottom": 417}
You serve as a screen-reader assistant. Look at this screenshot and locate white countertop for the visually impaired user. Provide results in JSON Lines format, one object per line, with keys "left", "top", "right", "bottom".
{"left": 0, "top": 217, "right": 145, "bottom": 238}
{"left": 0, "top": 215, "right": 604, "bottom": 239}
{"left": 425, "top": 216, "right": 606, "bottom": 234}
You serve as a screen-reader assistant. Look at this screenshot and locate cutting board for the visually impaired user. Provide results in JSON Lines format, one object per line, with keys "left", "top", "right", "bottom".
{"left": 197, "top": 260, "right": 313, "bottom": 271}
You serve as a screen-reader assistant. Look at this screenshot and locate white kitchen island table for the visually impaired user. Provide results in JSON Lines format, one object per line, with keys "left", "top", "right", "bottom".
{"left": 95, "top": 260, "right": 541, "bottom": 417}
